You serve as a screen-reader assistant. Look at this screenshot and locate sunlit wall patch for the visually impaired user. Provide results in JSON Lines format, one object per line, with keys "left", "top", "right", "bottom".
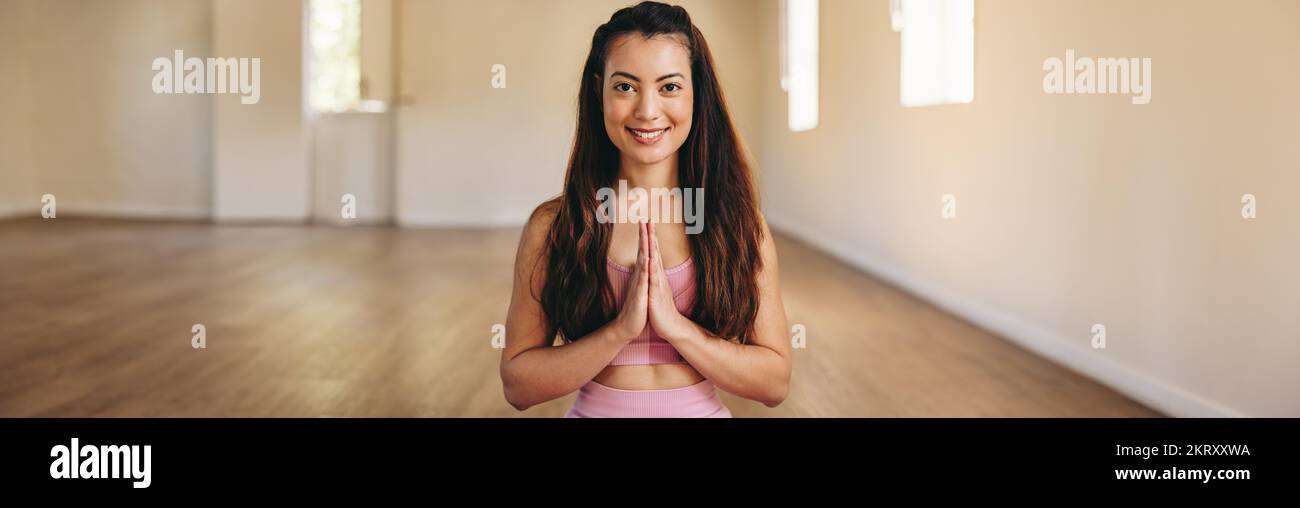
{"left": 892, "top": 0, "right": 974, "bottom": 108}
{"left": 780, "top": 0, "right": 819, "bottom": 132}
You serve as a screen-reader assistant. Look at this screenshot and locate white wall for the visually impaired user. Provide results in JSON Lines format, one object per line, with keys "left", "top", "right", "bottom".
{"left": 0, "top": 0, "right": 308, "bottom": 223}
{"left": 394, "top": 0, "right": 762, "bottom": 226}
{"left": 0, "top": 0, "right": 37, "bottom": 218}
{"left": 311, "top": 112, "right": 394, "bottom": 224}
{"left": 757, "top": 0, "right": 1300, "bottom": 417}
{"left": 1, "top": 0, "right": 213, "bottom": 219}
{"left": 212, "top": 0, "right": 310, "bottom": 222}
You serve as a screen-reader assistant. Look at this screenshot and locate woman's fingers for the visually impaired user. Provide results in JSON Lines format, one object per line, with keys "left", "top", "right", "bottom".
{"left": 635, "top": 218, "right": 644, "bottom": 264}
{"left": 636, "top": 221, "right": 650, "bottom": 291}
{"left": 649, "top": 222, "right": 669, "bottom": 302}
{"left": 651, "top": 223, "right": 665, "bottom": 274}
{"left": 641, "top": 222, "right": 650, "bottom": 277}
{"left": 646, "top": 221, "right": 655, "bottom": 285}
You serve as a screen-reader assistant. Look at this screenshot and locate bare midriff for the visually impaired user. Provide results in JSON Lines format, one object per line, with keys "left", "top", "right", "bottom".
{"left": 592, "top": 362, "right": 705, "bottom": 390}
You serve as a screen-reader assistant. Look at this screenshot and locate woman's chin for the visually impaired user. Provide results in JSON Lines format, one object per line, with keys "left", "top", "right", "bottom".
{"left": 625, "top": 149, "right": 673, "bottom": 166}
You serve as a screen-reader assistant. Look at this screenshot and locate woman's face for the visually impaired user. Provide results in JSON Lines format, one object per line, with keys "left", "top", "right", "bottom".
{"left": 600, "top": 33, "right": 693, "bottom": 167}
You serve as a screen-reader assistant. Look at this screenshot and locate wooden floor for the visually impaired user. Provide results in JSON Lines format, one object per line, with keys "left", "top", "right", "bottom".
{"left": 0, "top": 217, "right": 1160, "bottom": 417}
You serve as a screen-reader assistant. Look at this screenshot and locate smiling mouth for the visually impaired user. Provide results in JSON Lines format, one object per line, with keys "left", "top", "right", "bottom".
{"left": 627, "top": 126, "right": 669, "bottom": 144}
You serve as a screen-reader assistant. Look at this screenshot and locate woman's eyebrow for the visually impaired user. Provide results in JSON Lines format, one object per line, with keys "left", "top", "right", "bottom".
{"left": 610, "top": 71, "right": 684, "bottom": 82}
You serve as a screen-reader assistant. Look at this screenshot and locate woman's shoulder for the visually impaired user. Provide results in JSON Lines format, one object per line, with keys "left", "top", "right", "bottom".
{"left": 516, "top": 198, "right": 562, "bottom": 257}
{"left": 513, "top": 198, "right": 563, "bottom": 282}
{"left": 755, "top": 210, "right": 778, "bottom": 260}
{"left": 755, "top": 209, "right": 773, "bottom": 242}
{"left": 524, "top": 198, "right": 561, "bottom": 238}
{"left": 528, "top": 198, "right": 561, "bottom": 223}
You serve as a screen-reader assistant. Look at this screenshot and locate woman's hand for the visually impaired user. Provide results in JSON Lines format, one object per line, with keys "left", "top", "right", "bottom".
{"left": 611, "top": 220, "right": 651, "bottom": 341}
{"left": 647, "top": 221, "right": 695, "bottom": 342}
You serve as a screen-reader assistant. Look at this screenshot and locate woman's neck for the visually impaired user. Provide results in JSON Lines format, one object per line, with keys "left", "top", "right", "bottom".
{"left": 617, "top": 152, "right": 680, "bottom": 190}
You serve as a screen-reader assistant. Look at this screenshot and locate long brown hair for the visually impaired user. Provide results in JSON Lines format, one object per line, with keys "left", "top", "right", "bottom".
{"left": 536, "top": 1, "right": 763, "bottom": 345}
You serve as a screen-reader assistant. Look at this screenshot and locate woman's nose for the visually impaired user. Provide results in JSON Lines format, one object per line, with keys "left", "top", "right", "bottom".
{"left": 634, "top": 93, "right": 661, "bottom": 121}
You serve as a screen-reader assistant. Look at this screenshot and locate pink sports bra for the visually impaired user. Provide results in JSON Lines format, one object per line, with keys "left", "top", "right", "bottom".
{"left": 605, "top": 255, "right": 696, "bottom": 365}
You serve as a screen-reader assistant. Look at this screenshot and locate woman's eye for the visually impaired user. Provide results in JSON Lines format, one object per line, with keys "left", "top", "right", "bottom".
{"left": 615, "top": 83, "right": 634, "bottom": 93}
{"left": 663, "top": 83, "right": 682, "bottom": 93}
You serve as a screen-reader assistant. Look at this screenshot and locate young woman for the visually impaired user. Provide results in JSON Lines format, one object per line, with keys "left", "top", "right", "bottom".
{"left": 500, "top": 1, "right": 790, "bottom": 417}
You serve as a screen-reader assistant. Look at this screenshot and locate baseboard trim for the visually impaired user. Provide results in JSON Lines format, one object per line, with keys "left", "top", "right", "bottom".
{"left": 395, "top": 211, "right": 527, "bottom": 229}
{"left": 0, "top": 203, "right": 36, "bottom": 219}
{"left": 51, "top": 203, "right": 212, "bottom": 221}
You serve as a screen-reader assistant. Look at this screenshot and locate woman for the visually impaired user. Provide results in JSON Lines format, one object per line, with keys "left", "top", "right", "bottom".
{"left": 500, "top": 1, "right": 790, "bottom": 417}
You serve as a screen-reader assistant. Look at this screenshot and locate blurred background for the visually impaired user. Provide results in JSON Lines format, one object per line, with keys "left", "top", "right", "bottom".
{"left": 0, "top": 0, "right": 1296, "bottom": 417}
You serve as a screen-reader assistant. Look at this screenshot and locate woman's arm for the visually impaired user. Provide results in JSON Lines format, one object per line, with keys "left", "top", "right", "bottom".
{"left": 499, "top": 207, "right": 650, "bottom": 411}
{"left": 650, "top": 216, "right": 792, "bottom": 407}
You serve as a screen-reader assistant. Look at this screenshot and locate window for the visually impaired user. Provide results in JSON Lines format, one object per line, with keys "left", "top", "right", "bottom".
{"left": 780, "top": 0, "right": 818, "bottom": 132}
{"left": 309, "top": 0, "right": 362, "bottom": 112}
{"left": 892, "top": 0, "right": 974, "bottom": 107}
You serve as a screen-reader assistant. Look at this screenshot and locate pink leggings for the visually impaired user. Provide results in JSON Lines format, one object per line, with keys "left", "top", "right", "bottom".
{"left": 564, "top": 379, "right": 733, "bottom": 418}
